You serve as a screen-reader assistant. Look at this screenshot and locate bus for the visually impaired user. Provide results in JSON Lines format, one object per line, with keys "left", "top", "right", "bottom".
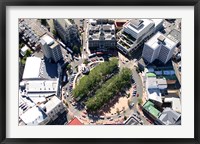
{"left": 62, "top": 75, "right": 68, "bottom": 83}
{"left": 66, "top": 47, "right": 73, "bottom": 54}
{"left": 59, "top": 41, "right": 66, "bottom": 48}
{"left": 88, "top": 53, "right": 96, "bottom": 58}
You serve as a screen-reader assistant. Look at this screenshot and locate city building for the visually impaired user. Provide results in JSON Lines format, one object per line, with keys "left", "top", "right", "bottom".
{"left": 145, "top": 72, "right": 167, "bottom": 105}
{"left": 156, "top": 107, "right": 181, "bottom": 125}
{"left": 142, "top": 100, "right": 161, "bottom": 121}
{"left": 88, "top": 19, "right": 116, "bottom": 52}
{"left": 19, "top": 94, "right": 65, "bottom": 125}
{"left": 114, "top": 19, "right": 128, "bottom": 30}
{"left": 167, "top": 29, "right": 181, "bottom": 45}
{"left": 117, "top": 19, "right": 163, "bottom": 55}
{"left": 142, "top": 32, "right": 177, "bottom": 64}
{"left": 41, "top": 96, "right": 66, "bottom": 121}
{"left": 22, "top": 57, "right": 42, "bottom": 79}
{"left": 40, "top": 34, "right": 63, "bottom": 63}
{"left": 20, "top": 45, "right": 30, "bottom": 56}
{"left": 19, "top": 105, "right": 50, "bottom": 125}
{"left": 68, "top": 117, "right": 83, "bottom": 125}
{"left": 53, "top": 19, "right": 80, "bottom": 48}
{"left": 123, "top": 116, "right": 141, "bottom": 125}
{"left": 164, "top": 97, "right": 181, "bottom": 113}
{"left": 20, "top": 79, "right": 60, "bottom": 102}
{"left": 19, "top": 19, "right": 43, "bottom": 50}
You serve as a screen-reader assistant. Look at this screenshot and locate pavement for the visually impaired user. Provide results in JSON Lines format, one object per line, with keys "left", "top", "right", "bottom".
{"left": 56, "top": 19, "right": 153, "bottom": 125}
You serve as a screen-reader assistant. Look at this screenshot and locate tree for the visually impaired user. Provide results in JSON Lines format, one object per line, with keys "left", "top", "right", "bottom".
{"left": 83, "top": 59, "right": 89, "bottom": 65}
{"left": 116, "top": 108, "right": 120, "bottom": 115}
{"left": 73, "top": 45, "right": 80, "bottom": 54}
{"left": 127, "top": 99, "right": 131, "bottom": 107}
{"left": 19, "top": 43, "right": 25, "bottom": 49}
{"left": 64, "top": 101, "right": 69, "bottom": 108}
{"left": 25, "top": 49, "right": 32, "bottom": 57}
{"left": 138, "top": 98, "right": 143, "bottom": 106}
{"left": 52, "top": 29, "right": 57, "bottom": 37}
{"left": 66, "top": 64, "right": 72, "bottom": 71}
{"left": 41, "top": 19, "right": 47, "bottom": 26}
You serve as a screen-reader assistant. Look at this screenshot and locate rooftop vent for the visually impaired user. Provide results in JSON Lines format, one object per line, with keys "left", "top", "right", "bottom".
{"left": 157, "top": 35, "right": 165, "bottom": 43}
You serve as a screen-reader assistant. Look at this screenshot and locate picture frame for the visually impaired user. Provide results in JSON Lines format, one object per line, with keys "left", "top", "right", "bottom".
{"left": 0, "top": 0, "right": 200, "bottom": 143}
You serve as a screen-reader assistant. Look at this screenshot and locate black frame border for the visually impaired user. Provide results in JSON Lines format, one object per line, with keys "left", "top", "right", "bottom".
{"left": 0, "top": 0, "right": 199, "bottom": 144}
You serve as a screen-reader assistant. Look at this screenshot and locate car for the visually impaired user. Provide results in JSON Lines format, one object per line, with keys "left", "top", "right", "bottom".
{"left": 107, "top": 117, "right": 111, "bottom": 119}
{"left": 132, "top": 93, "right": 136, "bottom": 97}
{"left": 109, "top": 118, "right": 113, "bottom": 121}
{"left": 100, "top": 116, "right": 105, "bottom": 119}
{"left": 118, "top": 115, "right": 121, "bottom": 118}
{"left": 146, "top": 119, "right": 153, "bottom": 124}
{"left": 82, "top": 115, "right": 86, "bottom": 118}
{"left": 72, "top": 102, "right": 76, "bottom": 106}
{"left": 130, "top": 102, "right": 135, "bottom": 107}
{"left": 137, "top": 94, "right": 139, "bottom": 97}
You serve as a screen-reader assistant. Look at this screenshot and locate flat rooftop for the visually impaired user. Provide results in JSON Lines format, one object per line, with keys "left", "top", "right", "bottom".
{"left": 23, "top": 57, "right": 42, "bottom": 79}
{"left": 145, "top": 32, "right": 177, "bottom": 50}
{"left": 55, "top": 18, "right": 72, "bottom": 29}
{"left": 25, "top": 79, "right": 58, "bottom": 93}
{"left": 44, "top": 96, "right": 61, "bottom": 114}
{"left": 124, "top": 19, "right": 153, "bottom": 34}
{"left": 40, "top": 34, "right": 59, "bottom": 49}
{"left": 20, "top": 105, "right": 48, "bottom": 125}
{"left": 143, "top": 101, "right": 161, "bottom": 118}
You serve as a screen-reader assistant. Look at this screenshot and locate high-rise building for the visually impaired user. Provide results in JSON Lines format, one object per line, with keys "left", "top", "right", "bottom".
{"left": 40, "top": 34, "right": 63, "bottom": 63}
{"left": 142, "top": 32, "right": 177, "bottom": 64}
{"left": 53, "top": 19, "right": 80, "bottom": 48}
{"left": 117, "top": 19, "right": 163, "bottom": 55}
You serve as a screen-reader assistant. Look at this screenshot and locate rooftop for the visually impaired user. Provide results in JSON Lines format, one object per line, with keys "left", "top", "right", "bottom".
{"left": 22, "top": 57, "right": 42, "bottom": 79}
{"left": 145, "top": 32, "right": 177, "bottom": 50}
{"left": 20, "top": 105, "right": 48, "bottom": 125}
{"left": 143, "top": 101, "right": 161, "bottom": 118}
{"left": 124, "top": 19, "right": 154, "bottom": 34}
{"left": 68, "top": 117, "right": 83, "bottom": 125}
{"left": 24, "top": 79, "right": 58, "bottom": 93}
{"left": 40, "top": 34, "right": 59, "bottom": 49}
{"left": 164, "top": 97, "right": 181, "bottom": 113}
{"left": 147, "top": 88, "right": 162, "bottom": 103}
{"left": 54, "top": 19, "right": 72, "bottom": 30}
{"left": 168, "top": 29, "right": 181, "bottom": 43}
{"left": 88, "top": 22, "right": 115, "bottom": 41}
{"left": 44, "top": 96, "right": 62, "bottom": 114}
{"left": 124, "top": 116, "right": 140, "bottom": 125}
{"left": 158, "top": 107, "right": 181, "bottom": 125}
{"left": 146, "top": 73, "right": 156, "bottom": 77}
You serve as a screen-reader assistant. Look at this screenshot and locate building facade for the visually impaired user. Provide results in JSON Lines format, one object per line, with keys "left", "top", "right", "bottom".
{"left": 116, "top": 19, "right": 163, "bottom": 55}
{"left": 53, "top": 19, "right": 80, "bottom": 48}
{"left": 88, "top": 19, "right": 116, "bottom": 52}
{"left": 40, "top": 34, "right": 63, "bottom": 63}
{"left": 142, "top": 32, "right": 177, "bottom": 64}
